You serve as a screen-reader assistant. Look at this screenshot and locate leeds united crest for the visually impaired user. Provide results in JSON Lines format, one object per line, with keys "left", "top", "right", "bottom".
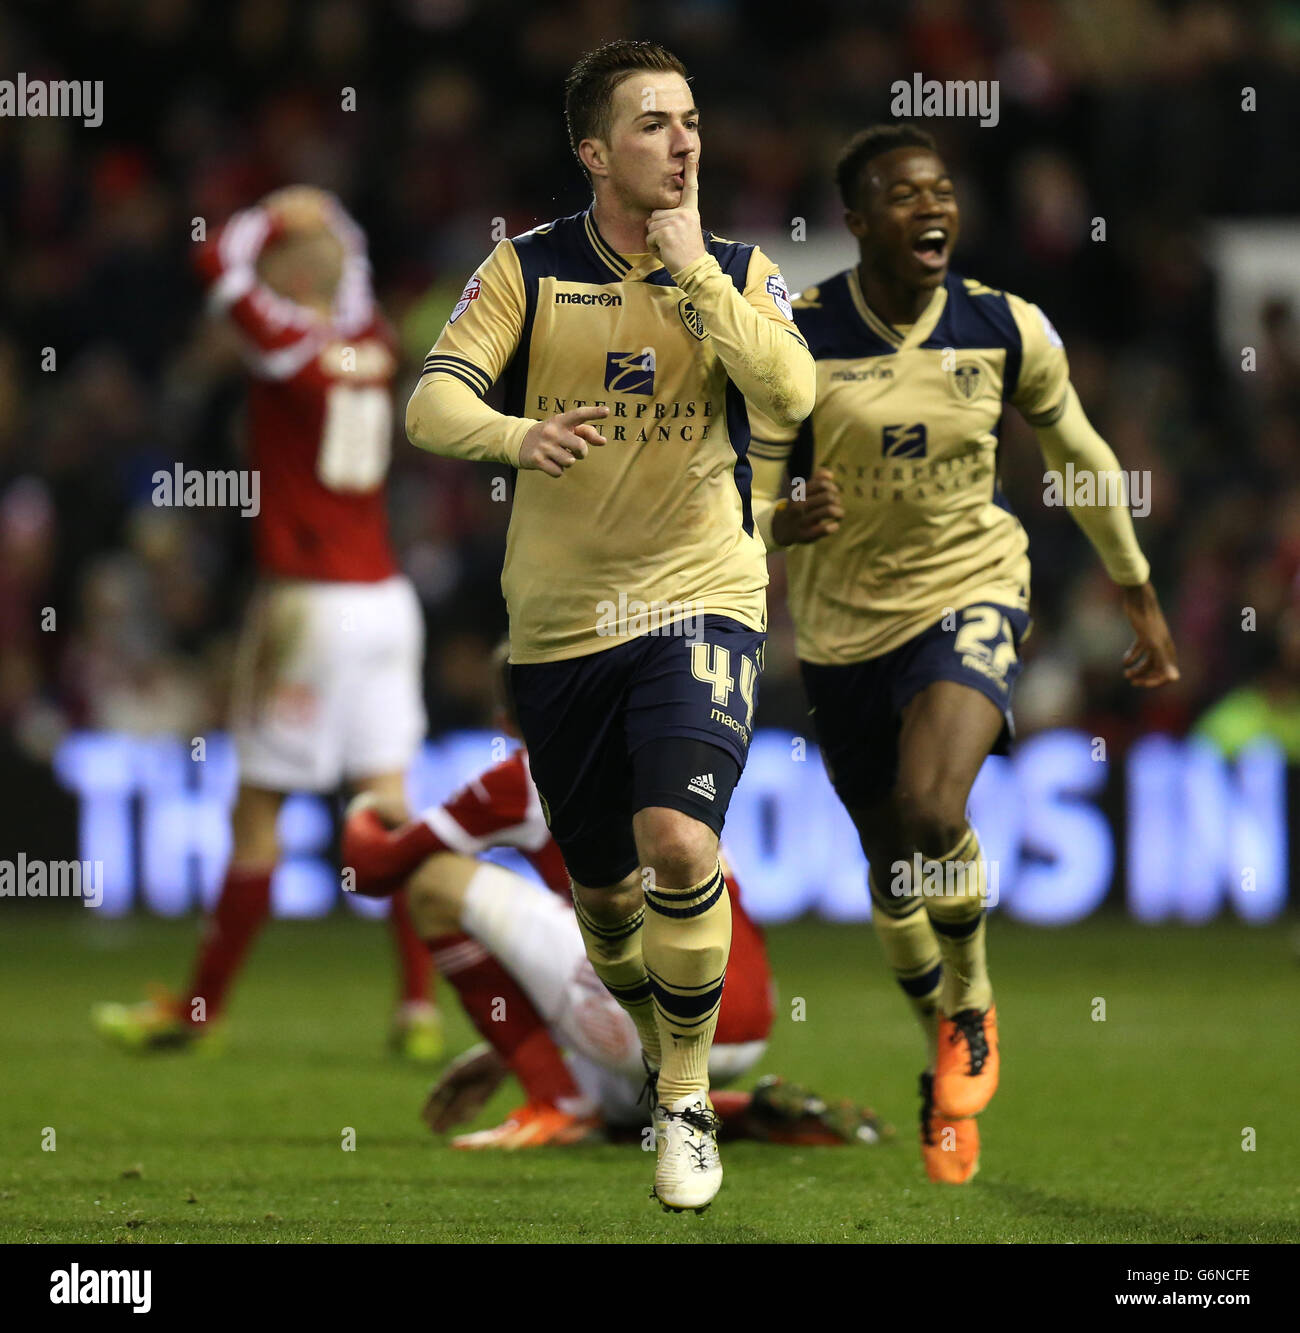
{"left": 950, "top": 360, "right": 983, "bottom": 400}
{"left": 678, "top": 297, "right": 706, "bottom": 340}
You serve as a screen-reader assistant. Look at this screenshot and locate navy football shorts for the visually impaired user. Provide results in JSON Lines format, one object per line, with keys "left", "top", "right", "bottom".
{"left": 800, "top": 601, "right": 1030, "bottom": 810}
{"left": 510, "top": 615, "right": 765, "bottom": 887}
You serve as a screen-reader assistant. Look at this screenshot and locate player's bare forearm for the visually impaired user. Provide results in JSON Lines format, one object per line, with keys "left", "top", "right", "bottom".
{"left": 1120, "top": 581, "right": 1180, "bottom": 688}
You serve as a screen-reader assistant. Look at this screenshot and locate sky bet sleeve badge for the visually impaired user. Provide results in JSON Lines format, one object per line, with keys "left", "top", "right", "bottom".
{"left": 448, "top": 275, "right": 481, "bottom": 324}
{"left": 766, "top": 272, "right": 794, "bottom": 320}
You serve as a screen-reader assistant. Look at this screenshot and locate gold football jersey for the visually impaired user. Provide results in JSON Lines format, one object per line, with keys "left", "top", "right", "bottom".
{"left": 751, "top": 268, "right": 1072, "bottom": 665}
{"left": 419, "top": 207, "right": 810, "bottom": 663}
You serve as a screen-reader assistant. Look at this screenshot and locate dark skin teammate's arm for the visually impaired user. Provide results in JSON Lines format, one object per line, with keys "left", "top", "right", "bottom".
{"left": 1120, "top": 583, "right": 1179, "bottom": 687}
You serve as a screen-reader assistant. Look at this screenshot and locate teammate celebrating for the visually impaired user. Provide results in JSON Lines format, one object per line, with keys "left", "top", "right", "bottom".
{"left": 405, "top": 41, "right": 815, "bottom": 1210}
{"left": 94, "top": 187, "right": 441, "bottom": 1061}
{"left": 751, "top": 126, "right": 1179, "bottom": 1183}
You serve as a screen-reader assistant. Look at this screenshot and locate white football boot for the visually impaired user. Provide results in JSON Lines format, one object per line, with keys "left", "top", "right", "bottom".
{"left": 652, "top": 1093, "right": 722, "bottom": 1214}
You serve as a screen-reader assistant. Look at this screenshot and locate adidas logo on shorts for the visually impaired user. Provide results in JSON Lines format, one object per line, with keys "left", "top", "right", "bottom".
{"left": 687, "top": 773, "right": 716, "bottom": 801}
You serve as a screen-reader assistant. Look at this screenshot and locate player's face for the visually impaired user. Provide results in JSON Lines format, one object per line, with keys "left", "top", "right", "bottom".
{"left": 850, "top": 148, "right": 960, "bottom": 290}
{"left": 599, "top": 72, "right": 699, "bottom": 213}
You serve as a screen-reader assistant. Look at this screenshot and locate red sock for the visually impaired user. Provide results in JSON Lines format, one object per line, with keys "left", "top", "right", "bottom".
{"left": 429, "top": 931, "right": 583, "bottom": 1107}
{"left": 342, "top": 810, "right": 440, "bottom": 897}
{"left": 389, "top": 888, "right": 433, "bottom": 1005}
{"left": 186, "top": 865, "right": 273, "bottom": 1023}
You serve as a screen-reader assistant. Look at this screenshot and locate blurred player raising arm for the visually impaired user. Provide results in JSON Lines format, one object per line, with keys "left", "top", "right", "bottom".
{"left": 93, "top": 187, "right": 441, "bottom": 1063}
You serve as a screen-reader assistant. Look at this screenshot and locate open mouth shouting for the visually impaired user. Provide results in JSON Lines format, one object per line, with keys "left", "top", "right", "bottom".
{"left": 912, "top": 226, "right": 949, "bottom": 272}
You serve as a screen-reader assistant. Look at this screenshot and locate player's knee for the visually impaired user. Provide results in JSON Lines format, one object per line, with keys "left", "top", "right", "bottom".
{"left": 572, "top": 873, "right": 642, "bottom": 925}
{"left": 635, "top": 806, "right": 717, "bottom": 888}
{"left": 410, "top": 894, "right": 457, "bottom": 940}
{"left": 849, "top": 804, "right": 904, "bottom": 881}
{"left": 406, "top": 865, "right": 461, "bottom": 938}
{"left": 893, "top": 784, "right": 967, "bottom": 859}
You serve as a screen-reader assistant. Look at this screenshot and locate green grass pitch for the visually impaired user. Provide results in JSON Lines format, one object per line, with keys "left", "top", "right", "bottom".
{"left": 1, "top": 911, "right": 1296, "bottom": 1243}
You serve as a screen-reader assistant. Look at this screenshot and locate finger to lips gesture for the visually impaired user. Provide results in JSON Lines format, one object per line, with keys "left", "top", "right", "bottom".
{"left": 646, "top": 152, "right": 706, "bottom": 276}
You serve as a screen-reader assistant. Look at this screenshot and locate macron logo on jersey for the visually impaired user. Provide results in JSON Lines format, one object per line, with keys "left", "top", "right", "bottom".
{"left": 687, "top": 773, "right": 716, "bottom": 801}
{"left": 555, "top": 290, "right": 622, "bottom": 307}
{"left": 448, "top": 277, "right": 480, "bottom": 324}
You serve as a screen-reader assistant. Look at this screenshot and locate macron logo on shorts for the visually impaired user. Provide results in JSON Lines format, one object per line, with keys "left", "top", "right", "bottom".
{"left": 688, "top": 773, "right": 716, "bottom": 801}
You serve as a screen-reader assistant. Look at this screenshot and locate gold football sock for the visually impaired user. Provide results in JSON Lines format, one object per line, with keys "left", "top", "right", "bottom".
{"left": 868, "top": 871, "right": 944, "bottom": 1053}
{"left": 571, "top": 889, "right": 661, "bottom": 1070}
{"left": 642, "top": 860, "right": 731, "bottom": 1107}
{"left": 921, "top": 828, "right": 993, "bottom": 1014}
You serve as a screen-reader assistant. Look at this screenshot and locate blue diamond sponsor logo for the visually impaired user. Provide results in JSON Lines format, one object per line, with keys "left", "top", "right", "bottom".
{"left": 882, "top": 423, "right": 928, "bottom": 458}
{"left": 604, "top": 350, "right": 655, "bottom": 395}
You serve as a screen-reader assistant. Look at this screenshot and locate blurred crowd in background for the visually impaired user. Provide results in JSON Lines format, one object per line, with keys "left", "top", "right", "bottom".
{"left": 2, "top": 0, "right": 1300, "bottom": 771}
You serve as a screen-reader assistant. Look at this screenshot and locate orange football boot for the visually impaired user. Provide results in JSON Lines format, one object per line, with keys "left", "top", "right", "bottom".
{"left": 451, "top": 1103, "right": 602, "bottom": 1150}
{"left": 934, "top": 1004, "right": 999, "bottom": 1118}
{"left": 919, "top": 1072, "right": 979, "bottom": 1184}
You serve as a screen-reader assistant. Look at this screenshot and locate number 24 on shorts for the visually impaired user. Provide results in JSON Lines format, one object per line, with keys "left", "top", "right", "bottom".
{"left": 953, "top": 606, "right": 1017, "bottom": 680}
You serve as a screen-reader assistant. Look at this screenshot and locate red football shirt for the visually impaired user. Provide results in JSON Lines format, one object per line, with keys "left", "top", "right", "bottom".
{"left": 196, "top": 202, "right": 398, "bottom": 582}
{"left": 424, "top": 749, "right": 774, "bottom": 1044}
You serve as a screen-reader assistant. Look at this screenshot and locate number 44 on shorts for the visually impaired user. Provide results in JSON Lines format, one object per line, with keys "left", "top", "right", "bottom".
{"left": 690, "top": 643, "right": 759, "bottom": 729}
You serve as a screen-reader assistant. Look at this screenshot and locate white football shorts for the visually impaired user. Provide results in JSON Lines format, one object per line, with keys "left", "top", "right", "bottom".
{"left": 230, "top": 574, "right": 426, "bottom": 792}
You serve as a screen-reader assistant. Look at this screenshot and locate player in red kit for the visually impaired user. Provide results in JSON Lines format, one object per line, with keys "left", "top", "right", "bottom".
{"left": 93, "top": 187, "right": 441, "bottom": 1061}
{"left": 341, "top": 650, "right": 888, "bottom": 1149}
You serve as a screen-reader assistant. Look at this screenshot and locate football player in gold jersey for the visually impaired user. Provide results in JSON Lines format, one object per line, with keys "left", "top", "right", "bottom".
{"left": 751, "top": 125, "right": 1178, "bottom": 1183}
{"left": 406, "top": 41, "right": 815, "bottom": 1211}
